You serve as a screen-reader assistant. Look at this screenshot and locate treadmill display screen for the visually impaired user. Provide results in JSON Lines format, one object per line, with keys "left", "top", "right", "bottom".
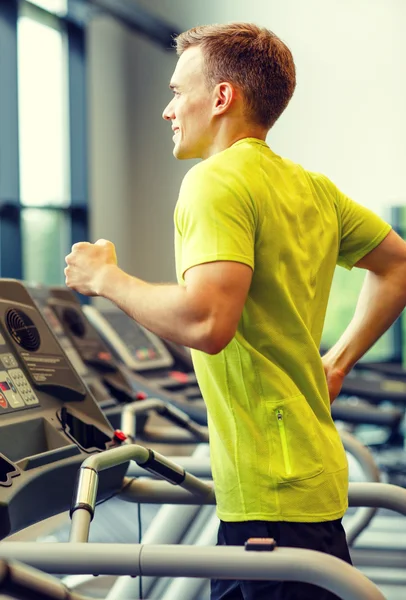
{"left": 103, "top": 312, "right": 162, "bottom": 363}
{"left": 0, "top": 382, "right": 10, "bottom": 391}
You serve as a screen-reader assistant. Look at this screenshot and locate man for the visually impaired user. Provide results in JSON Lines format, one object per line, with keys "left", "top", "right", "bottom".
{"left": 65, "top": 23, "right": 406, "bottom": 599}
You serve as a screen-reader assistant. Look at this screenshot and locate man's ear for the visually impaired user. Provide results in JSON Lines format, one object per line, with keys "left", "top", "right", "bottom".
{"left": 213, "top": 82, "right": 237, "bottom": 116}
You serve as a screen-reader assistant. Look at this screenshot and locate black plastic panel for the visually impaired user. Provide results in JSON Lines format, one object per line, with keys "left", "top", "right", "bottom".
{"left": 0, "top": 279, "right": 129, "bottom": 539}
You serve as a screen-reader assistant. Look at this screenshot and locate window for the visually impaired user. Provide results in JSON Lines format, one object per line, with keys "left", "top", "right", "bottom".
{"left": 14, "top": 1, "right": 83, "bottom": 286}
{"left": 18, "top": 9, "right": 69, "bottom": 207}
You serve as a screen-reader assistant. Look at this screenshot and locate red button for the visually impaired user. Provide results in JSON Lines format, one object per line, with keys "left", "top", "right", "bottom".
{"left": 0, "top": 393, "right": 7, "bottom": 409}
{"left": 113, "top": 430, "right": 127, "bottom": 442}
{"left": 136, "top": 391, "right": 148, "bottom": 400}
{"left": 170, "top": 371, "right": 189, "bottom": 383}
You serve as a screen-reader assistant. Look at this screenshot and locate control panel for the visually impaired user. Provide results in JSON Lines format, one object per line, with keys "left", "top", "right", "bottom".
{"left": 48, "top": 291, "right": 120, "bottom": 374}
{"left": 82, "top": 306, "right": 200, "bottom": 398}
{"left": 28, "top": 284, "right": 121, "bottom": 409}
{"left": 3, "top": 367, "right": 39, "bottom": 408}
{"left": 83, "top": 306, "right": 174, "bottom": 371}
{"left": 0, "top": 279, "right": 128, "bottom": 539}
{"left": 47, "top": 287, "right": 205, "bottom": 424}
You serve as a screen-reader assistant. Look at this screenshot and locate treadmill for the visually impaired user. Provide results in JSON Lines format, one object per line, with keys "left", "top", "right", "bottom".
{"left": 82, "top": 305, "right": 202, "bottom": 399}
{"left": 27, "top": 285, "right": 207, "bottom": 429}
{"left": 0, "top": 279, "right": 399, "bottom": 600}
{"left": 0, "top": 279, "right": 127, "bottom": 540}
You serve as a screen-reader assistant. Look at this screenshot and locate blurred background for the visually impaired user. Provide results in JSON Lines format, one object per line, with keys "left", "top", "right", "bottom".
{"left": 1, "top": 0, "right": 405, "bottom": 361}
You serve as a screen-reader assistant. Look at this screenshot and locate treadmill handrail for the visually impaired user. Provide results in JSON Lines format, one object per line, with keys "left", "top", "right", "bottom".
{"left": 69, "top": 444, "right": 214, "bottom": 542}
{"left": 118, "top": 477, "right": 406, "bottom": 518}
{"left": 0, "top": 542, "right": 385, "bottom": 600}
{"left": 339, "top": 429, "right": 380, "bottom": 545}
{"left": 121, "top": 398, "right": 209, "bottom": 442}
{"left": 348, "top": 481, "right": 406, "bottom": 515}
{"left": 0, "top": 558, "right": 90, "bottom": 600}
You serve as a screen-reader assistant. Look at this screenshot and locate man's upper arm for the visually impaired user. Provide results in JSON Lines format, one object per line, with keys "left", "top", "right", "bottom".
{"left": 355, "top": 229, "right": 406, "bottom": 275}
{"left": 184, "top": 260, "right": 253, "bottom": 354}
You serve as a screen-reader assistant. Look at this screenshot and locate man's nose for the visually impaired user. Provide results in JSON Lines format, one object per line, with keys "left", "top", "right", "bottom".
{"left": 162, "top": 99, "right": 174, "bottom": 121}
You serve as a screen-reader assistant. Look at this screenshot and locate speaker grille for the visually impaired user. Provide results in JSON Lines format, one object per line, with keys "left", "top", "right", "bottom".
{"left": 6, "top": 309, "right": 41, "bottom": 351}
{"left": 63, "top": 307, "right": 86, "bottom": 338}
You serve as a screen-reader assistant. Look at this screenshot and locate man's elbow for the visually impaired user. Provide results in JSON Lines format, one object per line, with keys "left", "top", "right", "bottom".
{"left": 201, "top": 338, "right": 227, "bottom": 355}
{"left": 197, "top": 321, "right": 235, "bottom": 355}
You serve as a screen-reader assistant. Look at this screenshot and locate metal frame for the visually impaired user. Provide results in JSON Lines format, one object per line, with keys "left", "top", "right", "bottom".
{"left": 0, "top": 542, "right": 386, "bottom": 600}
{"left": 0, "top": 558, "right": 90, "bottom": 600}
{"left": 0, "top": 1, "right": 22, "bottom": 279}
{"left": 67, "top": 2, "right": 88, "bottom": 249}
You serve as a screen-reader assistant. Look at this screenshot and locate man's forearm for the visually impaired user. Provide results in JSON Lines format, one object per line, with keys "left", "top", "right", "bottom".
{"left": 324, "top": 268, "right": 406, "bottom": 373}
{"left": 96, "top": 264, "right": 212, "bottom": 351}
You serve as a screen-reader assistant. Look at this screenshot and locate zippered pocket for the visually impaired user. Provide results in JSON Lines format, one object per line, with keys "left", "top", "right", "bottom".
{"left": 276, "top": 409, "right": 292, "bottom": 477}
{"left": 268, "top": 395, "right": 324, "bottom": 483}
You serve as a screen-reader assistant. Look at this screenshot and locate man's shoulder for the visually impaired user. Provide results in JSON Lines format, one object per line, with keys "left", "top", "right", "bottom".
{"left": 303, "top": 169, "right": 339, "bottom": 199}
{"left": 304, "top": 168, "right": 332, "bottom": 185}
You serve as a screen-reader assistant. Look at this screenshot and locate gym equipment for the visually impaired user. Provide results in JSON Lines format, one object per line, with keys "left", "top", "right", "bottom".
{"left": 83, "top": 305, "right": 200, "bottom": 397}
{"left": 341, "top": 372, "right": 406, "bottom": 406}
{"left": 26, "top": 285, "right": 207, "bottom": 430}
{"left": 3, "top": 441, "right": 402, "bottom": 600}
{"left": 0, "top": 279, "right": 127, "bottom": 540}
{"left": 0, "top": 558, "right": 91, "bottom": 600}
{"left": 0, "top": 282, "right": 398, "bottom": 599}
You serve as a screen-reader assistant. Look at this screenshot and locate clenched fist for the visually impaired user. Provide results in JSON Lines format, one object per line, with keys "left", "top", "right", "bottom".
{"left": 64, "top": 239, "right": 118, "bottom": 296}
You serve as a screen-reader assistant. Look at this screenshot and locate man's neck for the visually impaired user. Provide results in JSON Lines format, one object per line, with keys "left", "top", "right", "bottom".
{"left": 202, "top": 124, "right": 268, "bottom": 160}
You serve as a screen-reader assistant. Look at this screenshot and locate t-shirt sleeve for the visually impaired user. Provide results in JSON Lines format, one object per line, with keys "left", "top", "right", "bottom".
{"left": 335, "top": 188, "right": 392, "bottom": 270}
{"left": 175, "top": 164, "right": 257, "bottom": 280}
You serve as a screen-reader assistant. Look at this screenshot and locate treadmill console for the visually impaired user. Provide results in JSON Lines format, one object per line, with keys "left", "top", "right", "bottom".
{"left": 0, "top": 279, "right": 128, "bottom": 539}
{"left": 82, "top": 307, "right": 200, "bottom": 398}
{"left": 27, "top": 284, "right": 89, "bottom": 381}
{"left": 46, "top": 288, "right": 156, "bottom": 418}
{"left": 83, "top": 306, "right": 174, "bottom": 372}
{"left": 47, "top": 288, "right": 204, "bottom": 422}
{"left": 0, "top": 302, "right": 85, "bottom": 404}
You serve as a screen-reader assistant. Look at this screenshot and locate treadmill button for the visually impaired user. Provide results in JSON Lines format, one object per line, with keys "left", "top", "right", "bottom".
{"left": 7, "top": 393, "right": 24, "bottom": 408}
{"left": 0, "top": 353, "right": 18, "bottom": 369}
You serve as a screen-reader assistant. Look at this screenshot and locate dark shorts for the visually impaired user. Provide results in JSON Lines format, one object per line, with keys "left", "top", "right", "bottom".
{"left": 211, "top": 519, "right": 352, "bottom": 600}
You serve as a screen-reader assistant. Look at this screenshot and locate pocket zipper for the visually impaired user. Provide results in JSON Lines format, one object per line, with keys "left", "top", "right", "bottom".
{"left": 276, "top": 409, "right": 292, "bottom": 476}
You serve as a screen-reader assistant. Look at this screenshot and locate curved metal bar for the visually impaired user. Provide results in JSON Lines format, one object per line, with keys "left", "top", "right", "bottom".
{"left": 340, "top": 429, "right": 380, "bottom": 545}
{"left": 0, "top": 558, "right": 90, "bottom": 600}
{"left": 118, "top": 477, "right": 406, "bottom": 518}
{"left": 69, "top": 445, "right": 214, "bottom": 542}
{"left": 0, "top": 542, "right": 385, "bottom": 600}
{"left": 348, "top": 482, "right": 406, "bottom": 515}
{"left": 126, "top": 456, "right": 212, "bottom": 478}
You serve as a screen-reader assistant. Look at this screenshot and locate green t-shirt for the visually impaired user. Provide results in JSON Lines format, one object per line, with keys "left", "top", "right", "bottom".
{"left": 174, "top": 138, "right": 391, "bottom": 522}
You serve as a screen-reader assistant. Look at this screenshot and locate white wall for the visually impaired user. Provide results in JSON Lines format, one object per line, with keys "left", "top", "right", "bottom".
{"left": 89, "top": 1, "right": 406, "bottom": 283}
{"left": 126, "top": 32, "right": 195, "bottom": 282}
{"left": 87, "top": 17, "right": 135, "bottom": 276}
{"left": 88, "top": 16, "right": 192, "bottom": 283}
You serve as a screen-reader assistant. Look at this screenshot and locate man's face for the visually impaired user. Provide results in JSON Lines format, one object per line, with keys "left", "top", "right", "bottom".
{"left": 163, "top": 46, "right": 214, "bottom": 160}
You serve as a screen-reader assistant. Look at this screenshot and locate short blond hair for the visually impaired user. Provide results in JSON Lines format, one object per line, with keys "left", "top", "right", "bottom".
{"left": 175, "top": 23, "right": 296, "bottom": 129}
